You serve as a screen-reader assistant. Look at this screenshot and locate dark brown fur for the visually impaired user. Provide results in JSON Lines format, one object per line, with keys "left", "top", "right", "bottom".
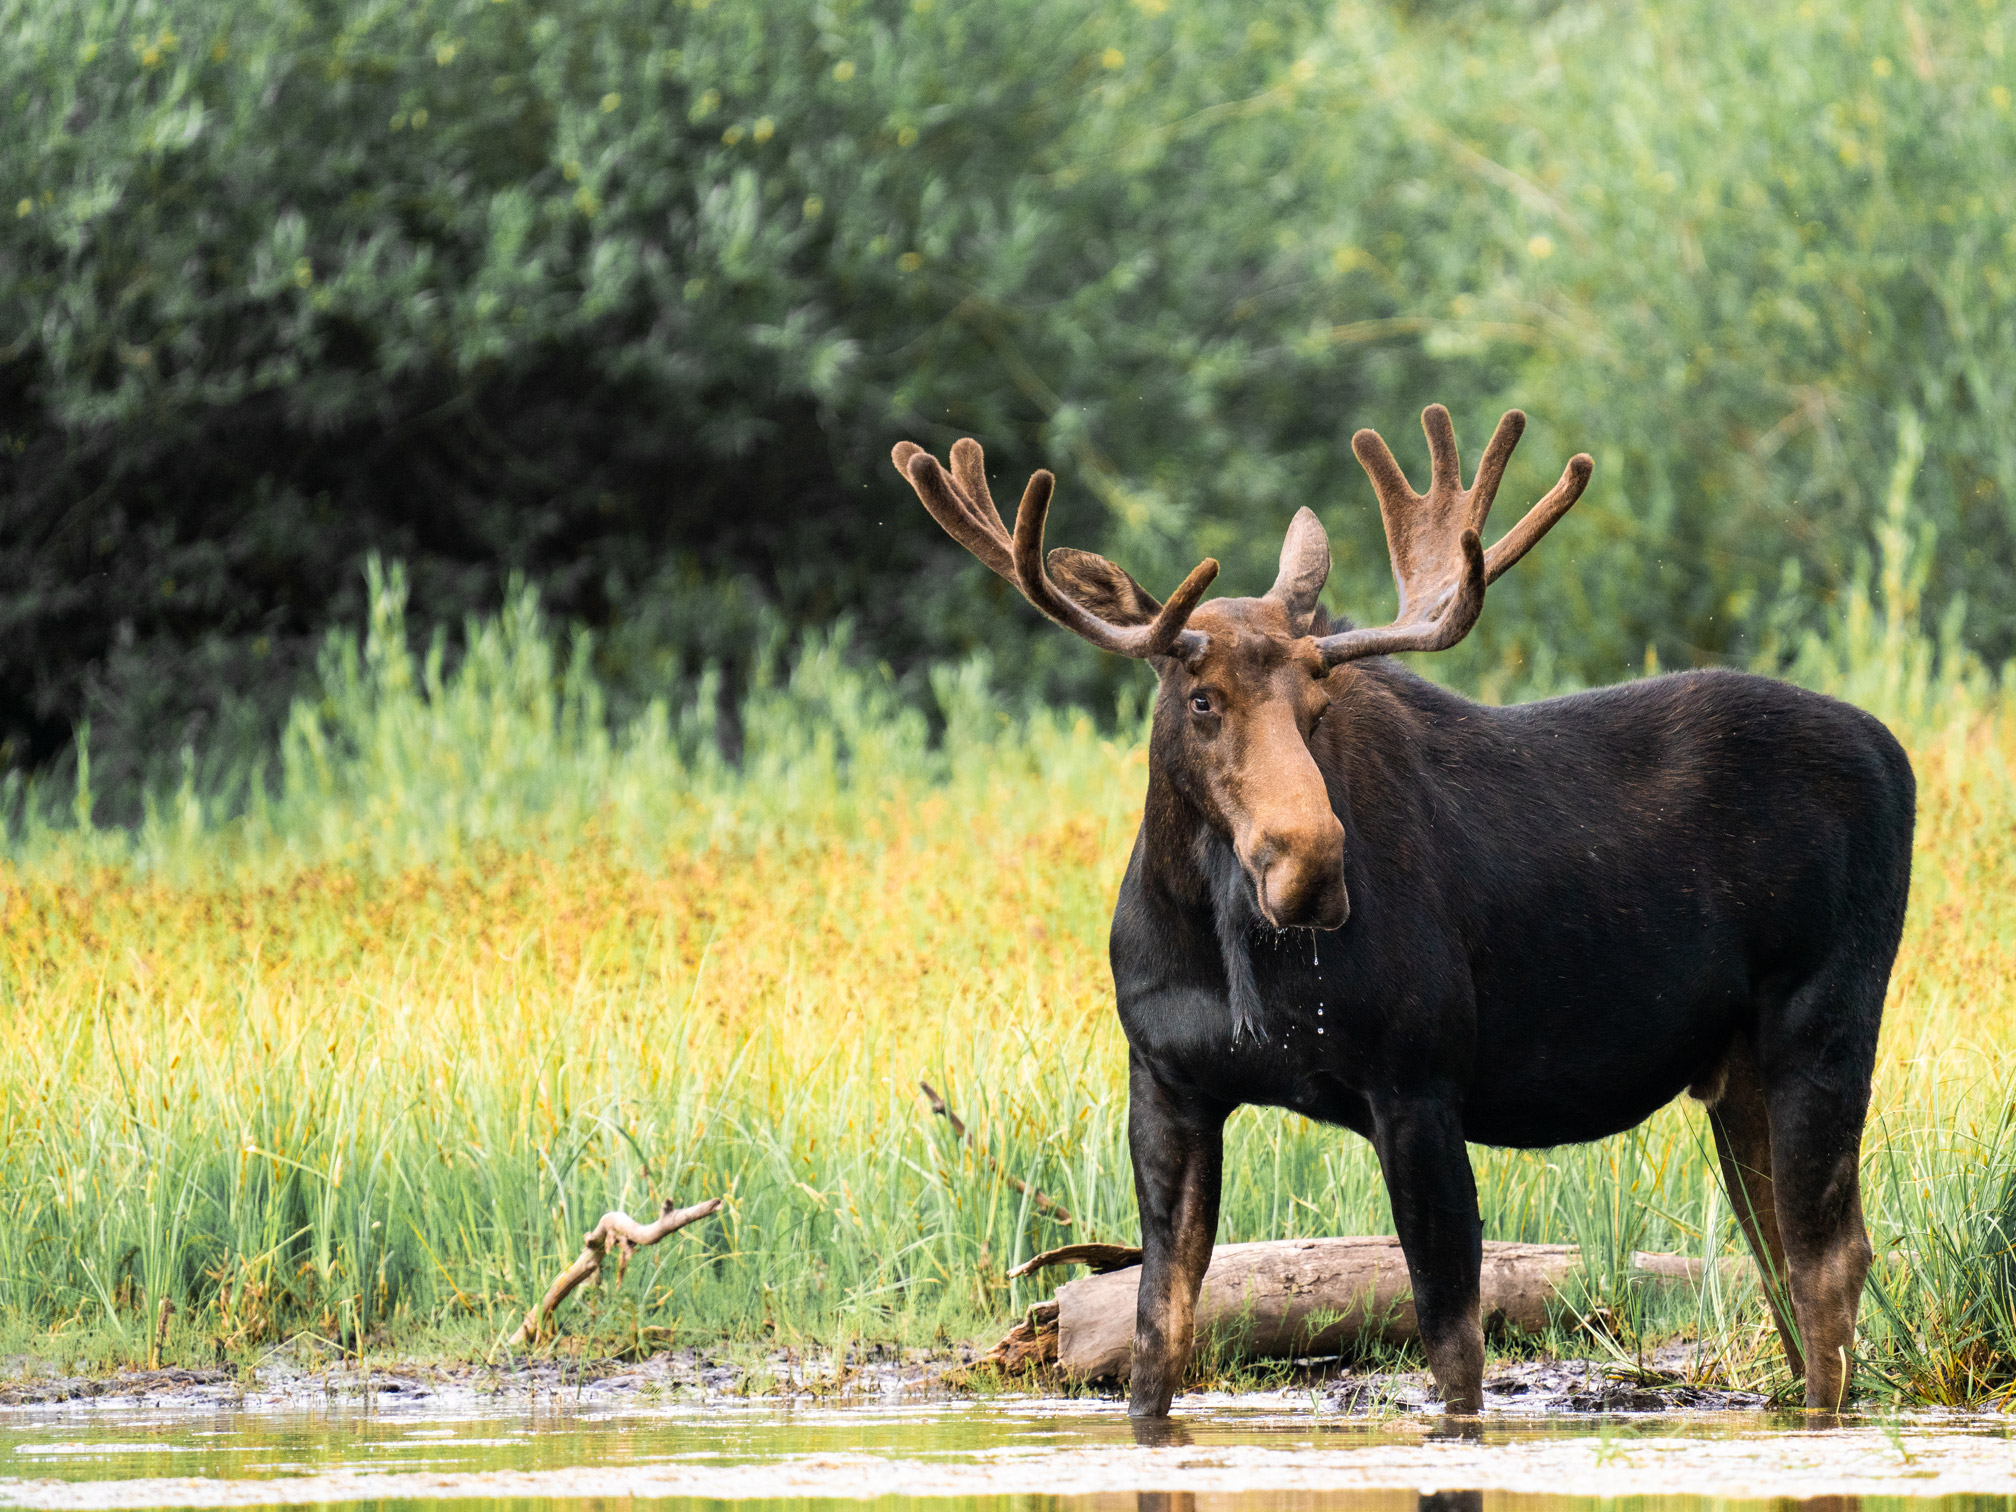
{"left": 894, "top": 409, "right": 1912, "bottom": 1416}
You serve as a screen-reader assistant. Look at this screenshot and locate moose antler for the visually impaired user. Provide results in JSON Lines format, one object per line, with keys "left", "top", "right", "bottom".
{"left": 893, "top": 438, "right": 1218, "bottom": 661}
{"left": 1316, "top": 406, "right": 1591, "bottom": 666}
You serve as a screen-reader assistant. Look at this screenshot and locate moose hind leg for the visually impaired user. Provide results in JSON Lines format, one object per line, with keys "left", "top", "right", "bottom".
{"left": 1758, "top": 968, "right": 1881, "bottom": 1413}
{"left": 1127, "top": 1055, "right": 1228, "bottom": 1417}
{"left": 1371, "top": 1095, "right": 1484, "bottom": 1414}
{"left": 1702, "top": 1035, "right": 1803, "bottom": 1379}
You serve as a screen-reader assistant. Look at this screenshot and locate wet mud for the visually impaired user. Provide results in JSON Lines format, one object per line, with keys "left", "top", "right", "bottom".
{"left": 2, "top": 1340, "right": 1762, "bottom": 1416}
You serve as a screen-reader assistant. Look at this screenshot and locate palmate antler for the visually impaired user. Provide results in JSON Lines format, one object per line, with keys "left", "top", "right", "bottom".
{"left": 1316, "top": 406, "right": 1592, "bottom": 666}
{"left": 892, "top": 438, "right": 1219, "bottom": 660}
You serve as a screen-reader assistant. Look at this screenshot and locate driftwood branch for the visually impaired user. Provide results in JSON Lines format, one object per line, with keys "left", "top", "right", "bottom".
{"left": 1009, "top": 1241, "right": 1143, "bottom": 1278}
{"left": 512, "top": 1197, "right": 723, "bottom": 1347}
{"left": 919, "top": 1080, "right": 1074, "bottom": 1226}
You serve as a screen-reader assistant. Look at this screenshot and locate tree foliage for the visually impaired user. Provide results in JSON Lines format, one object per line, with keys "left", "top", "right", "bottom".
{"left": 5, "top": 0, "right": 2014, "bottom": 799}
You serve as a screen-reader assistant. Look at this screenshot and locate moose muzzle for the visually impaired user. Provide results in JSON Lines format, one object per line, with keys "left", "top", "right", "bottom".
{"left": 1246, "top": 813, "right": 1349, "bottom": 931}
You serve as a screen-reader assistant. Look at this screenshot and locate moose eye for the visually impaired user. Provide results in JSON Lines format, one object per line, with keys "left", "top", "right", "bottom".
{"left": 1189, "top": 692, "right": 1213, "bottom": 715}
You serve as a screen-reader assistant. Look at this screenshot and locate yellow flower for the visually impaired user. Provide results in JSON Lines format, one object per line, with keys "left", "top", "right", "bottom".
{"left": 753, "top": 116, "right": 774, "bottom": 142}
{"left": 802, "top": 195, "right": 824, "bottom": 220}
{"left": 1101, "top": 47, "right": 1125, "bottom": 70}
{"left": 1527, "top": 234, "right": 1555, "bottom": 260}
{"left": 897, "top": 251, "right": 922, "bottom": 272}
{"left": 832, "top": 60, "right": 855, "bottom": 82}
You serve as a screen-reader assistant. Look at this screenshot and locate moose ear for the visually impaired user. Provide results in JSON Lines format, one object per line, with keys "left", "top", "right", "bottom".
{"left": 1046, "top": 548, "right": 1163, "bottom": 627}
{"left": 1267, "top": 507, "right": 1331, "bottom": 631}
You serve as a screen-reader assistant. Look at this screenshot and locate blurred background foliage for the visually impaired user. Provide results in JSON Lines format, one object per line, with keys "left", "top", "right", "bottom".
{"left": 5, "top": 0, "right": 2015, "bottom": 811}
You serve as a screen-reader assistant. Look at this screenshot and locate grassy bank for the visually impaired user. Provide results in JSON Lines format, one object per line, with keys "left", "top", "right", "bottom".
{"left": 4, "top": 492, "right": 2016, "bottom": 1405}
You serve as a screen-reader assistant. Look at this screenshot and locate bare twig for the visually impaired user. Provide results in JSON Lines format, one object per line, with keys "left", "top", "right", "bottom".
{"left": 1007, "top": 1241, "right": 1142, "bottom": 1279}
{"left": 512, "top": 1197, "right": 723, "bottom": 1347}
{"left": 918, "top": 1080, "right": 1073, "bottom": 1227}
{"left": 917, "top": 1080, "right": 966, "bottom": 1139}
{"left": 149, "top": 1297, "right": 174, "bottom": 1370}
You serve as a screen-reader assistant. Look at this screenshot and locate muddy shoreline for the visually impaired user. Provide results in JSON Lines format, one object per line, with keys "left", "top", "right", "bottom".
{"left": 0, "top": 1343, "right": 1768, "bottom": 1418}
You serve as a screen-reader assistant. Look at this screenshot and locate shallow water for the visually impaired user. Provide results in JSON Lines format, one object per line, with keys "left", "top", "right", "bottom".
{"left": 2, "top": 1394, "right": 2014, "bottom": 1511}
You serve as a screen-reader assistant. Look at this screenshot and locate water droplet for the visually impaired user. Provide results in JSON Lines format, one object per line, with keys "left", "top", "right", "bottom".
{"left": 1316, "top": 1027, "right": 1325, "bottom": 1035}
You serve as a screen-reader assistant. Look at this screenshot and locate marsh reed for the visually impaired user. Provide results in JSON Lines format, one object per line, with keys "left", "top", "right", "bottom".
{"left": 4, "top": 484, "right": 2014, "bottom": 1404}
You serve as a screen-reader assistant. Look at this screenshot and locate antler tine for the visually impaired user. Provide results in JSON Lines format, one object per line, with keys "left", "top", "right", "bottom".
{"left": 1421, "top": 403, "right": 1463, "bottom": 498}
{"left": 896, "top": 445, "right": 1015, "bottom": 582}
{"left": 1008, "top": 467, "right": 1216, "bottom": 659}
{"left": 1349, "top": 427, "right": 1419, "bottom": 514}
{"left": 1484, "top": 451, "right": 1593, "bottom": 585}
{"left": 895, "top": 438, "right": 1216, "bottom": 661}
{"left": 1466, "top": 409, "right": 1527, "bottom": 527}
{"left": 1318, "top": 405, "right": 1588, "bottom": 668}
{"left": 948, "top": 438, "right": 1010, "bottom": 541}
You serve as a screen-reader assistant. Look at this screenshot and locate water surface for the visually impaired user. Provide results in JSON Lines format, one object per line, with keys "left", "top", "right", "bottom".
{"left": 2, "top": 1393, "right": 2012, "bottom": 1511}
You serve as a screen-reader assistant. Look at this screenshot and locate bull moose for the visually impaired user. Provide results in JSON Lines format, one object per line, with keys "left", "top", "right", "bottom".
{"left": 892, "top": 405, "right": 1913, "bottom": 1417}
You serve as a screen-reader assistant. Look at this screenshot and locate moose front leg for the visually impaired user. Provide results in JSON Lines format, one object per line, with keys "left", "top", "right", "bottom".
{"left": 1127, "top": 1054, "right": 1227, "bottom": 1417}
{"left": 1371, "top": 1094, "right": 1485, "bottom": 1414}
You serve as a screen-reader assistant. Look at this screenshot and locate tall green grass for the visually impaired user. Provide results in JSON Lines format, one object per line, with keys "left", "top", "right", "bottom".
{"left": 3, "top": 471, "right": 2015, "bottom": 1404}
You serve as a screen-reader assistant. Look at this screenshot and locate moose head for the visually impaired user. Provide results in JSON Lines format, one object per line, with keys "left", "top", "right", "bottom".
{"left": 892, "top": 407, "right": 1592, "bottom": 933}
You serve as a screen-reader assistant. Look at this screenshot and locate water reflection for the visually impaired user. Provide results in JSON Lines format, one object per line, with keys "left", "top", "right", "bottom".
{"left": 0, "top": 1399, "right": 2010, "bottom": 1512}
{"left": 1129, "top": 1418, "right": 1195, "bottom": 1449}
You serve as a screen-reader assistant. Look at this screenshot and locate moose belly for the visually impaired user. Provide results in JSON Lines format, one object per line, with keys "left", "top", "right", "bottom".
{"left": 1459, "top": 987, "right": 1743, "bottom": 1148}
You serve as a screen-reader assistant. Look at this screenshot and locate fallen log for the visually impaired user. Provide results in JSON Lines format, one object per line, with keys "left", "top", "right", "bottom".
{"left": 1053, "top": 1237, "right": 1580, "bottom": 1381}
{"left": 512, "top": 1197, "right": 723, "bottom": 1347}
{"left": 1631, "top": 1250, "right": 1757, "bottom": 1284}
{"left": 976, "top": 1299, "right": 1061, "bottom": 1373}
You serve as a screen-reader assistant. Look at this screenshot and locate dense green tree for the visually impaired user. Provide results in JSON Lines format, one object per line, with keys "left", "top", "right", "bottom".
{"left": 4, "top": 0, "right": 2014, "bottom": 805}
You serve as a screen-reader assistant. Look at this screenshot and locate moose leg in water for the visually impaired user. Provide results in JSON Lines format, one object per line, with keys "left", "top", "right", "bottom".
{"left": 1127, "top": 1057, "right": 1228, "bottom": 1417}
{"left": 1761, "top": 958, "right": 1884, "bottom": 1412}
{"left": 1373, "top": 1094, "right": 1485, "bottom": 1414}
